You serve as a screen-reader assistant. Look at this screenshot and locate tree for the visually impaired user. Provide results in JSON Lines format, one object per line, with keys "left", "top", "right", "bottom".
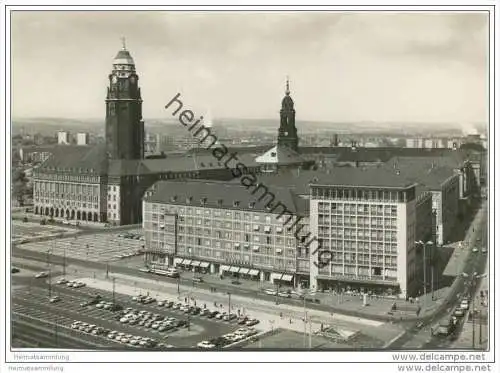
{"left": 12, "top": 170, "right": 28, "bottom": 206}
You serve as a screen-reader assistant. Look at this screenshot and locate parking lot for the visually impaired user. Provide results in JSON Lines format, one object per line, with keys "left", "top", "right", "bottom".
{"left": 12, "top": 220, "right": 78, "bottom": 243}
{"left": 16, "top": 229, "right": 145, "bottom": 263}
{"left": 12, "top": 273, "right": 258, "bottom": 349}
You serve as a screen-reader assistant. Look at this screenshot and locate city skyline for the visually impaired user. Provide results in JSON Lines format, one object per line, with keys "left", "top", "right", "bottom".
{"left": 11, "top": 11, "right": 488, "bottom": 124}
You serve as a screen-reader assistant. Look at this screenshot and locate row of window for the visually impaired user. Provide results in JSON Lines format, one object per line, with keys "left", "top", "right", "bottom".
{"left": 312, "top": 187, "right": 414, "bottom": 203}
{"left": 34, "top": 193, "right": 98, "bottom": 202}
{"left": 35, "top": 182, "right": 99, "bottom": 194}
{"left": 320, "top": 240, "right": 398, "bottom": 252}
{"left": 34, "top": 199, "right": 98, "bottom": 209}
{"left": 319, "top": 265, "right": 398, "bottom": 278}
{"left": 148, "top": 204, "right": 294, "bottom": 224}
{"left": 35, "top": 175, "right": 99, "bottom": 183}
{"left": 318, "top": 215, "right": 397, "bottom": 225}
{"left": 177, "top": 234, "right": 294, "bottom": 245}
{"left": 318, "top": 229, "right": 397, "bottom": 240}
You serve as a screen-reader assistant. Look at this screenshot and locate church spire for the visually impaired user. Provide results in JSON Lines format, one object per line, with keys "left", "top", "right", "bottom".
{"left": 285, "top": 76, "right": 290, "bottom": 96}
{"left": 121, "top": 36, "right": 127, "bottom": 50}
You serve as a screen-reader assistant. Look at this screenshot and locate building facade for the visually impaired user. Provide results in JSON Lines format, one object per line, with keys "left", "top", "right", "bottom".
{"left": 77, "top": 133, "right": 89, "bottom": 146}
{"left": 32, "top": 145, "right": 108, "bottom": 222}
{"left": 308, "top": 171, "right": 421, "bottom": 298}
{"left": 142, "top": 180, "right": 307, "bottom": 287}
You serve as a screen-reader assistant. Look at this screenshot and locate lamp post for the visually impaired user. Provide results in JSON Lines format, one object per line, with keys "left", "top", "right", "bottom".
{"left": 470, "top": 273, "right": 487, "bottom": 349}
{"left": 112, "top": 277, "right": 116, "bottom": 306}
{"left": 46, "top": 249, "right": 52, "bottom": 298}
{"left": 227, "top": 292, "right": 232, "bottom": 315}
{"left": 415, "top": 240, "right": 433, "bottom": 308}
{"left": 302, "top": 289, "right": 309, "bottom": 349}
{"left": 63, "top": 245, "right": 66, "bottom": 277}
{"left": 275, "top": 282, "right": 280, "bottom": 305}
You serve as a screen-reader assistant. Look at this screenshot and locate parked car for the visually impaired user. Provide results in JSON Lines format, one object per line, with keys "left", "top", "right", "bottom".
{"left": 199, "top": 309, "right": 211, "bottom": 317}
{"left": 453, "top": 308, "right": 465, "bottom": 317}
{"left": 278, "top": 291, "right": 292, "bottom": 298}
{"left": 459, "top": 300, "right": 470, "bottom": 310}
{"left": 207, "top": 311, "right": 219, "bottom": 319}
{"left": 223, "top": 313, "right": 237, "bottom": 321}
{"left": 49, "top": 296, "right": 61, "bottom": 303}
{"left": 245, "top": 318, "right": 259, "bottom": 326}
{"left": 11, "top": 268, "right": 20, "bottom": 274}
{"left": 56, "top": 278, "right": 68, "bottom": 285}
{"left": 197, "top": 341, "right": 215, "bottom": 349}
{"left": 35, "top": 272, "right": 48, "bottom": 279}
{"left": 193, "top": 276, "right": 204, "bottom": 283}
{"left": 237, "top": 316, "right": 249, "bottom": 325}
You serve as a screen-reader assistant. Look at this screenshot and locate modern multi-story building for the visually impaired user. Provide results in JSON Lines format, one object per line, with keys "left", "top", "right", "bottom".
{"left": 385, "top": 157, "right": 462, "bottom": 246}
{"left": 142, "top": 180, "right": 308, "bottom": 287}
{"left": 307, "top": 168, "right": 431, "bottom": 298}
{"left": 143, "top": 166, "right": 435, "bottom": 298}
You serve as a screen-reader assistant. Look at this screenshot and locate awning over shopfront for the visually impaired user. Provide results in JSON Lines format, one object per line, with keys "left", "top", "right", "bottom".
{"left": 281, "top": 274, "right": 294, "bottom": 282}
{"left": 220, "top": 265, "right": 230, "bottom": 271}
{"left": 238, "top": 268, "right": 250, "bottom": 275}
{"left": 248, "top": 269, "right": 260, "bottom": 276}
{"left": 200, "top": 262, "right": 210, "bottom": 268}
{"left": 273, "top": 273, "right": 284, "bottom": 281}
{"left": 178, "top": 259, "right": 186, "bottom": 265}
{"left": 183, "top": 259, "right": 192, "bottom": 266}
{"left": 191, "top": 260, "right": 201, "bottom": 267}
{"left": 229, "top": 266, "right": 240, "bottom": 272}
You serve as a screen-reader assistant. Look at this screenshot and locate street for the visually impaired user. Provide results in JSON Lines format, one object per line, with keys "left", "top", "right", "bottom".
{"left": 388, "top": 201, "right": 488, "bottom": 349}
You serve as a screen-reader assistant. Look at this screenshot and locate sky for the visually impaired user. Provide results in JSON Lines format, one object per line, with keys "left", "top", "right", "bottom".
{"left": 11, "top": 11, "right": 489, "bottom": 124}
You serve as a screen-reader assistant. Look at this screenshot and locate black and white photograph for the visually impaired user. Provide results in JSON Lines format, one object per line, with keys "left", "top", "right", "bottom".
{"left": 1, "top": 2, "right": 497, "bottom": 372}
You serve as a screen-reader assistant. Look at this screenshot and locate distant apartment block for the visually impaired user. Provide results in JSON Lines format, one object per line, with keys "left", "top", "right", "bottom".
{"left": 77, "top": 132, "right": 89, "bottom": 145}
{"left": 57, "top": 131, "right": 70, "bottom": 145}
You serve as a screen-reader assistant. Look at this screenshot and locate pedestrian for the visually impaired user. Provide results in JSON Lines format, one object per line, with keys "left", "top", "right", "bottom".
{"left": 185, "top": 297, "right": 187, "bottom": 303}
{"left": 203, "top": 303, "right": 206, "bottom": 309}
{"left": 194, "top": 301, "right": 197, "bottom": 307}
{"left": 214, "top": 301, "right": 217, "bottom": 307}
{"left": 289, "top": 318, "right": 292, "bottom": 324}
{"left": 280, "top": 312, "right": 283, "bottom": 318}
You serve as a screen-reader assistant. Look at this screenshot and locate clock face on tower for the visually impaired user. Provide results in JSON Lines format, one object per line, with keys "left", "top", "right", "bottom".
{"left": 284, "top": 131, "right": 288, "bottom": 136}
{"left": 111, "top": 75, "right": 118, "bottom": 84}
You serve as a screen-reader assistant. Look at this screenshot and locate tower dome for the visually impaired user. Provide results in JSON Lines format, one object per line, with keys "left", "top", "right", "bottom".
{"left": 281, "top": 77, "right": 294, "bottom": 109}
{"left": 111, "top": 38, "right": 136, "bottom": 77}
{"left": 113, "top": 49, "right": 135, "bottom": 65}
